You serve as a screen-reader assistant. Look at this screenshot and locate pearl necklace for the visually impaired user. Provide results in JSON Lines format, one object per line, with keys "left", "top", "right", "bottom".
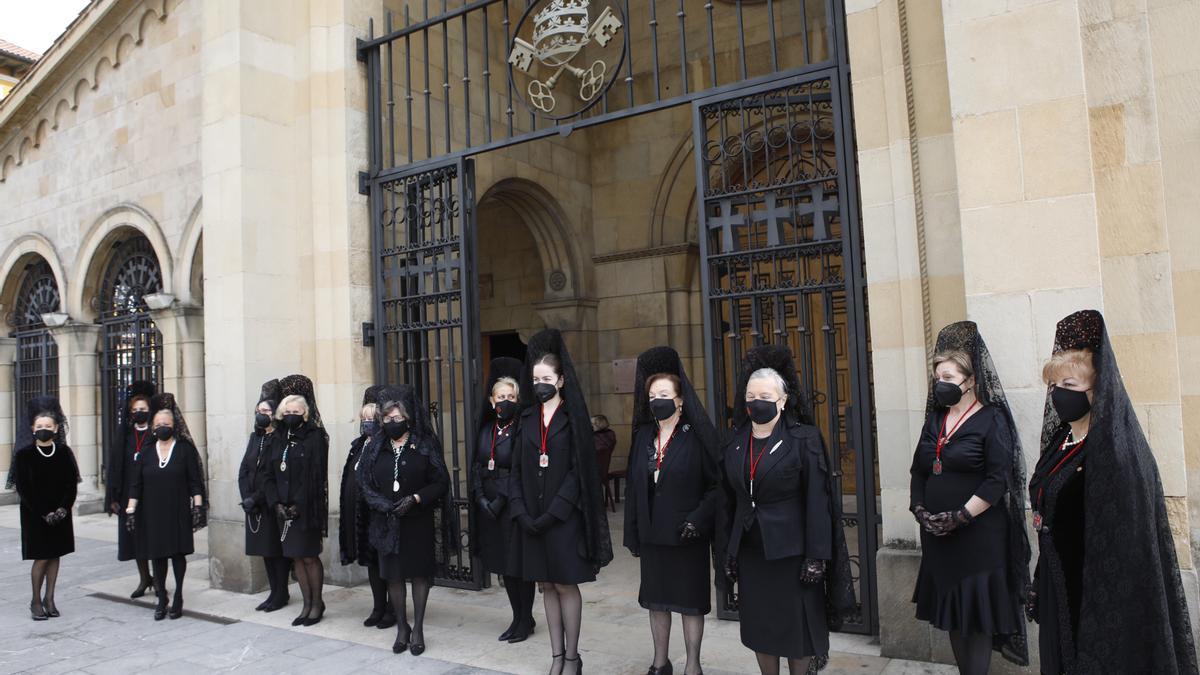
{"left": 1064, "top": 431, "right": 1087, "bottom": 448}
{"left": 36, "top": 442, "right": 56, "bottom": 459}
{"left": 158, "top": 440, "right": 176, "bottom": 468}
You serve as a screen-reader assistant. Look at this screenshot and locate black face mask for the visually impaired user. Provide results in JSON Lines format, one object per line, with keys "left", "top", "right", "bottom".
{"left": 131, "top": 410, "right": 150, "bottom": 425}
{"left": 746, "top": 399, "right": 780, "bottom": 425}
{"left": 154, "top": 426, "right": 174, "bottom": 441}
{"left": 933, "top": 380, "right": 966, "bottom": 407}
{"left": 282, "top": 414, "right": 305, "bottom": 430}
{"left": 1052, "top": 386, "right": 1092, "bottom": 423}
{"left": 255, "top": 412, "right": 272, "bottom": 429}
{"left": 494, "top": 400, "right": 518, "bottom": 421}
{"left": 34, "top": 429, "right": 55, "bottom": 443}
{"left": 384, "top": 420, "right": 410, "bottom": 440}
{"left": 534, "top": 382, "right": 559, "bottom": 403}
{"left": 649, "top": 398, "right": 679, "bottom": 422}
{"left": 360, "top": 420, "right": 379, "bottom": 438}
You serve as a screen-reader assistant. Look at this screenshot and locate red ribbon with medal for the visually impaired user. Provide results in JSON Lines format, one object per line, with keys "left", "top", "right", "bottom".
{"left": 132, "top": 428, "right": 149, "bottom": 462}
{"left": 538, "top": 404, "right": 558, "bottom": 469}
{"left": 933, "top": 400, "right": 978, "bottom": 475}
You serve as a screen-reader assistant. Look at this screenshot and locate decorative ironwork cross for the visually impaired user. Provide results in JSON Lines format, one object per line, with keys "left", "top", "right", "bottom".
{"left": 794, "top": 184, "right": 838, "bottom": 240}
{"left": 749, "top": 192, "right": 793, "bottom": 247}
{"left": 402, "top": 253, "right": 459, "bottom": 293}
{"left": 708, "top": 199, "right": 745, "bottom": 252}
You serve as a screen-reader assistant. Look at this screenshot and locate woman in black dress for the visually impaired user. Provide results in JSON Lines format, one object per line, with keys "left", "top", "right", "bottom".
{"left": 339, "top": 385, "right": 394, "bottom": 629}
{"left": 265, "top": 374, "right": 330, "bottom": 627}
{"left": 624, "top": 347, "right": 720, "bottom": 675}
{"left": 719, "top": 345, "right": 854, "bottom": 675}
{"left": 509, "top": 329, "right": 613, "bottom": 675}
{"left": 909, "top": 322, "right": 1029, "bottom": 674}
{"left": 105, "top": 379, "right": 156, "bottom": 598}
{"left": 471, "top": 357, "right": 536, "bottom": 643}
{"left": 239, "top": 378, "right": 290, "bottom": 612}
{"left": 356, "top": 385, "right": 454, "bottom": 656}
{"left": 124, "top": 393, "right": 206, "bottom": 621}
{"left": 13, "top": 396, "right": 79, "bottom": 620}
{"left": 1028, "top": 310, "right": 1197, "bottom": 674}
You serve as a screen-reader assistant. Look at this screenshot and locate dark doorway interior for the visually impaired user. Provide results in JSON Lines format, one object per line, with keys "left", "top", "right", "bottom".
{"left": 483, "top": 331, "right": 527, "bottom": 367}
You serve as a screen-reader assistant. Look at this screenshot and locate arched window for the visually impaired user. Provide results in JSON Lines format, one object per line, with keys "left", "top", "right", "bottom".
{"left": 9, "top": 258, "right": 60, "bottom": 439}
{"left": 96, "top": 235, "right": 163, "bottom": 461}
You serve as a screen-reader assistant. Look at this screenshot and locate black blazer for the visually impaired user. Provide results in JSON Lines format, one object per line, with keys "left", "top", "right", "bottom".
{"left": 509, "top": 404, "right": 580, "bottom": 522}
{"left": 470, "top": 422, "right": 517, "bottom": 506}
{"left": 722, "top": 419, "right": 834, "bottom": 562}
{"left": 623, "top": 421, "right": 719, "bottom": 551}
{"left": 106, "top": 425, "right": 151, "bottom": 507}
{"left": 263, "top": 425, "right": 326, "bottom": 532}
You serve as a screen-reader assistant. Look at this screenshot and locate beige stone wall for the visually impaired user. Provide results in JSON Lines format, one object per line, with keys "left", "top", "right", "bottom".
{"left": 0, "top": 0, "right": 203, "bottom": 495}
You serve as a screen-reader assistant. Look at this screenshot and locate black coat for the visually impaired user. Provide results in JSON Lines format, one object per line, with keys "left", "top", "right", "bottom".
{"left": 106, "top": 424, "right": 152, "bottom": 508}
{"left": 130, "top": 438, "right": 205, "bottom": 559}
{"left": 339, "top": 434, "right": 372, "bottom": 565}
{"left": 357, "top": 435, "right": 450, "bottom": 557}
{"left": 264, "top": 424, "right": 329, "bottom": 535}
{"left": 471, "top": 420, "right": 517, "bottom": 573}
{"left": 722, "top": 421, "right": 833, "bottom": 562}
{"left": 239, "top": 430, "right": 281, "bottom": 557}
{"left": 509, "top": 405, "right": 580, "bottom": 523}
{"left": 624, "top": 422, "right": 720, "bottom": 552}
{"left": 14, "top": 443, "right": 77, "bottom": 560}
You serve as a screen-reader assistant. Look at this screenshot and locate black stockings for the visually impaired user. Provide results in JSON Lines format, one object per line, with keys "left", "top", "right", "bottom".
{"left": 368, "top": 562, "right": 391, "bottom": 614}
{"left": 542, "top": 582, "right": 583, "bottom": 675}
{"left": 948, "top": 630, "right": 992, "bottom": 675}
{"left": 648, "top": 611, "right": 705, "bottom": 675}
{"left": 504, "top": 575, "right": 536, "bottom": 632}
{"left": 151, "top": 555, "right": 187, "bottom": 605}
{"left": 30, "top": 557, "right": 60, "bottom": 611}
{"left": 754, "top": 653, "right": 811, "bottom": 675}
{"left": 262, "top": 556, "right": 291, "bottom": 605}
{"left": 388, "top": 577, "right": 432, "bottom": 643}
{"left": 292, "top": 556, "right": 325, "bottom": 621}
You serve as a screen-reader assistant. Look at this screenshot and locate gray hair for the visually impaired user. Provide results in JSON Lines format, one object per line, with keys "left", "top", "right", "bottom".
{"left": 747, "top": 367, "right": 788, "bottom": 399}
{"left": 491, "top": 376, "right": 519, "bottom": 398}
{"left": 275, "top": 394, "right": 310, "bottom": 420}
{"left": 379, "top": 399, "right": 408, "bottom": 420}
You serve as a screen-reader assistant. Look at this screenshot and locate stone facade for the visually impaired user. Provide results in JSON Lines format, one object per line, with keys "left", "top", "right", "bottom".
{"left": 0, "top": 0, "right": 1197, "bottom": 670}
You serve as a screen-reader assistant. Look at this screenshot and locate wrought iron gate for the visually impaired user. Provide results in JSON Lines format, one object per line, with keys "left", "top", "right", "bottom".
{"left": 368, "top": 156, "right": 484, "bottom": 590}
{"left": 9, "top": 260, "right": 60, "bottom": 440}
{"left": 694, "top": 72, "right": 878, "bottom": 633}
{"left": 97, "top": 236, "right": 163, "bottom": 482}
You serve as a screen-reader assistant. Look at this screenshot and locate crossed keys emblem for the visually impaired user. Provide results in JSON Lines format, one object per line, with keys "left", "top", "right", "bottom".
{"left": 508, "top": 2, "right": 623, "bottom": 114}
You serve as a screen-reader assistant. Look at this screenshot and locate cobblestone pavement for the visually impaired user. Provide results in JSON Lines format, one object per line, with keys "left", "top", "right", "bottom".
{"left": 0, "top": 506, "right": 956, "bottom": 674}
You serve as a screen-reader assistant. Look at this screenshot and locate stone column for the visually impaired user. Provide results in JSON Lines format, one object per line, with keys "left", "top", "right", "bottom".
{"left": 0, "top": 337, "right": 16, "bottom": 503}
{"left": 148, "top": 304, "right": 207, "bottom": 459}
{"left": 47, "top": 322, "right": 104, "bottom": 513}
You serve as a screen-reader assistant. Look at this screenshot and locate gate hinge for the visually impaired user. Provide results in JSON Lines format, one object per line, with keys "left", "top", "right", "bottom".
{"left": 358, "top": 171, "right": 370, "bottom": 196}
{"left": 355, "top": 39, "right": 368, "bottom": 63}
{"left": 361, "top": 321, "right": 375, "bottom": 347}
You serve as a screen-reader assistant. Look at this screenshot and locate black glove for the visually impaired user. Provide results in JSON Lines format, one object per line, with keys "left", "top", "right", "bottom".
{"left": 518, "top": 513, "right": 540, "bottom": 535}
{"left": 124, "top": 512, "right": 136, "bottom": 533}
{"left": 532, "top": 513, "right": 556, "bottom": 532}
{"left": 478, "top": 496, "right": 497, "bottom": 519}
{"left": 43, "top": 508, "right": 67, "bottom": 525}
{"left": 392, "top": 495, "right": 416, "bottom": 517}
{"left": 275, "top": 503, "right": 289, "bottom": 520}
{"left": 285, "top": 504, "right": 300, "bottom": 520}
{"left": 928, "top": 507, "right": 974, "bottom": 536}
{"left": 487, "top": 497, "right": 505, "bottom": 518}
{"left": 678, "top": 521, "right": 701, "bottom": 541}
{"left": 800, "top": 558, "right": 827, "bottom": 585}
{"left": 1025, "top": 589, "right": 1038, "bottom": 623}
{"left": 724, "top": 554, "right": 738, "bottom": 583}
{"left": 241, "top": 497, "right": 257, "bottom": 513}
{"left": 911, "top": 504, "right": 938, "bottom": 534}
{"left": 191, "top": 504, "right": 206, "bottom": 531}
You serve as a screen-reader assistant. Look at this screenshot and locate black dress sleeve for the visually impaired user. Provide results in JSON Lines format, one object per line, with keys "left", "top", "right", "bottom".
{"left": 128, "top": 450, "right": 146, "bottom": 503}
{"left": 622, "top": 426, "right": 641, "bottom": 552}
{"left": 685, "top": 433, "right": 721, "bottom": 533}
{"left": 237, "top": 436, "right": 255, "bottom": 501}
{"left": 58, "top": 448, "right": 79, "bottom": 511}
{"left": 185, "top": 442, "right": 205, "bottom": 501}
{"left": 508, "top": 419, "right": 530, "bottom": 520}
{"left": 909, "top": 413, "right": 936, "bottom": 510}
{"left": 974, "top": 408, "right": 1011, "bottom": 505}
{"left": 417, "top": 441, "right": 450, "bottom": 505}
{"left": 106, "top": 430, "right": 125, "bottom": 507}
{"left": 12, "top": 448, "right": 32, "bottom": 502}
{"left": 263, "top": 436, "right": 281, "bottom": 508}
{"left": 802, "top": 432, "right": 834, "bottom": 561}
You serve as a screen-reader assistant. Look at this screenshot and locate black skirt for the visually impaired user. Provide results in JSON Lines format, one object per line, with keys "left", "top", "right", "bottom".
{"left": 20, "top": 504, "right": 74, "bottom": 560}
{"left": 245, "top": 510, "right": 283, "bottom": 557}
{"left": 638, "top": 540, "right": 711, "bottom": 615}
{"left": 737, "top": 523, "right": 827, "bottom": 659}
{"left": 508, "top": 509, "right": 596, "bottom": 585}
{"left": 280, "top": 522, "right": 322, "bottom": 558}
{"left": 117, "top": 511, "right": 142, "bottom": 561}
{"left": 379, "top": 538, "right": 436, "bottom": 581}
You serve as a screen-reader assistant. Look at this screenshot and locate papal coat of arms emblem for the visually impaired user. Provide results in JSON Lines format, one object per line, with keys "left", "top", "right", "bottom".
{"left": 508, "top": 0, "right": 624, "bottom": 115}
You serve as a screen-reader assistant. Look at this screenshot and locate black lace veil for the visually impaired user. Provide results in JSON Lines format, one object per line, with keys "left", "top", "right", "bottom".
{"left": 1036, "top": 310, "right": 1197, "bottom": 673}
{"left": 521, "top": 329, "right": 613, "bottom": 572}
{"left": 928, "top": 321, "right": 1030, "bottom": 666}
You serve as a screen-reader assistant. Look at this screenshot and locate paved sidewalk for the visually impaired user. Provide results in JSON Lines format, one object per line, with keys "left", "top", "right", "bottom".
{"left": 0, "top": 505, "right": 955, "bottom": 674}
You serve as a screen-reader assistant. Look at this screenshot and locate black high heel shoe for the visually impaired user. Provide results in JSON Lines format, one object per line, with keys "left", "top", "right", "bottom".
{"left": 169, "top": 592, "right": 184, "bottom": 619}
{"left": 498, "top": 618, "right": 517, "bottom": 641}
{"left": 153, "top": 595, "right": 168, "bottom": 621}
{"left": 564, "top": 654, "right": 583, "bottom": 675}
{"left": 29, "top": 602, "right": 48, "bottom": 621}
{"left": 131, "top": 575, "right": 153, "bottom": 599}
{"left": 392, "top": 622, "right": 411, "bottom": 654}
{"left": 291, "top": 605, "right": 310, "bottom": 626}
{"left": 42, "top": 596, "right": 60, "bottom": 618}
{"left": 363, "top": 608, "right": 384, "bottom": 627}
{"left": 302, "top": 601, "right": 325, "bottom": 626}
{"left": 507, "top": 617, "right": 536, "bottom": 643}
{"left": 376, "top": 610, "right": 396, "bottom": 630}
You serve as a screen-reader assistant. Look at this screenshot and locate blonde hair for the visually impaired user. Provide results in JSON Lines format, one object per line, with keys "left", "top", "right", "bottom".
{"left": 276, "top": 394, "right": 310, "bottom": 421}
{"left": 1042, "top": 348, "right": 1095, "bottom": 385}
{"left": 931, "top": 350, "right": 973, "bottom": 379}
{"left": 491, "top": 376, "right": 519, "bottom": 398}
{"left": 360, "top": 402, "right": 378, "bottom": 420}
